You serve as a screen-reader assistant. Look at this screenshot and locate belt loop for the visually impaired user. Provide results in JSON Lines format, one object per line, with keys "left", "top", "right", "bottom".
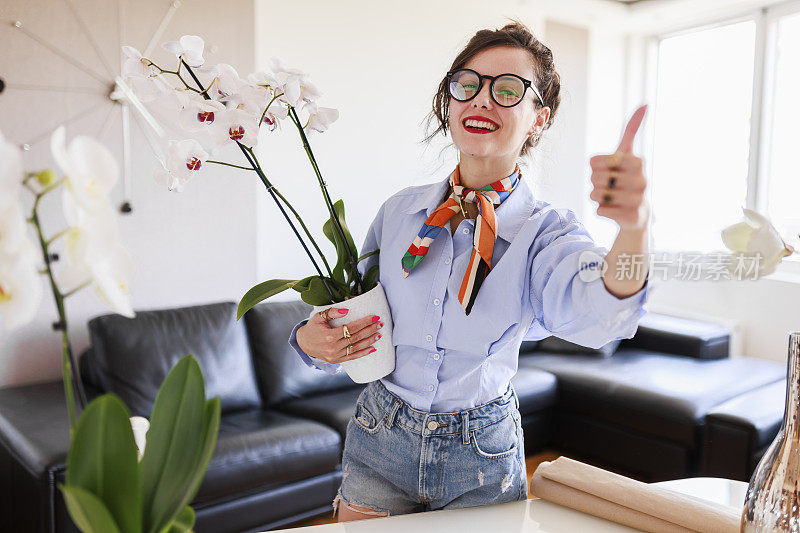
{"left": 461, "top": 411, "right": 470, "bottom": 445}
{"left": 386, "top": 399, "right": 401, "bottom": 428}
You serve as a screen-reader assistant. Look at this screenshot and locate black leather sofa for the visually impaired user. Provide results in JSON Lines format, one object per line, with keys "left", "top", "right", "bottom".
{"left": 0, "top": 300, "right": 787, "bottom": 532}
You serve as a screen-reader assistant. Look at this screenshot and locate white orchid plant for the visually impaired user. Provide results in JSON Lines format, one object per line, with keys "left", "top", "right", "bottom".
{"left": 121, "top": 35, "right": 378, "bottom": 321}
{"left": 1, "top": 126, "right": 135, "bottom": 429}
{"left": 721, "top": 207, "right": 797, "bottom": 278}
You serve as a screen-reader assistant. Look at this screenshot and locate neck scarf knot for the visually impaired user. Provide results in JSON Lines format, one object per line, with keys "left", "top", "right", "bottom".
{"left": 401, "top": 163, "right": 521, "bottom": 315}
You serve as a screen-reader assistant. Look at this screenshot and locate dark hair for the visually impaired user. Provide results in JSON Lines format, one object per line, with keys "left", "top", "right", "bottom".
{"left": 422, "top": 19, "right": 561, "bottom": 159}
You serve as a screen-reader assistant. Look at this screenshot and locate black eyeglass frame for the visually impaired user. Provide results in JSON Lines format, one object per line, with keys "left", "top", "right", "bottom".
{"left": 445, "top": 68, "right": 544, "bottom": 108}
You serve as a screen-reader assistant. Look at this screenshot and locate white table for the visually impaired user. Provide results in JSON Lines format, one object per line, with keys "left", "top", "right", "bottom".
{"left": 272, "top": 477, "right": 748, "bottom": 532}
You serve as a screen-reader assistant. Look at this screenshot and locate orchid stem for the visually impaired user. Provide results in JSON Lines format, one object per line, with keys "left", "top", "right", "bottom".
{"left": 63, "top": 280, "right": 92, "bottom": 298}
{"left": 26, "top": 190, "right": 86, "bottom": 431}
{"left": 288, "top": 106, "right": 364, "bottom": 294}
{"left": 207, "top": 160, "right": 255, "bottom": 171}
{"left": 46, "top": 228, "right": 71, "bottom": 246}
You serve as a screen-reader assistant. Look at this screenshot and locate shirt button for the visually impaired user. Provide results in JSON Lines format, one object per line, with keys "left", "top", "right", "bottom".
{"left": 433, "top": 353, "right": 440, "bottom": 360}
{"left": 462, "top": 228, "right": 469, "bottom": 234}
{"left": 427, "top": 420, "right": 438, "bottom": 430}
{"left": 433, "top": 298, "right": 440, "bottom": 306}
{"left": 428, "top": 385, "right": 434, "bottom": 392}
{"left": 426, "top": 334, "right": 433, "bottom": 342}
{"left": 444, "top": 257, "right": 451, "bottom": 264}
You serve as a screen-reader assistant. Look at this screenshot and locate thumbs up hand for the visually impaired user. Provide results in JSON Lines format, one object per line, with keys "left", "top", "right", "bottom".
{"left": 589, "top": 104, "right": 650, "bottom": 232}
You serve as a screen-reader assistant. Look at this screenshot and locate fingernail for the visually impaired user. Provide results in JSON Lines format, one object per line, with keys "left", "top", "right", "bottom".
{"left": 372, "top": 315, "right": 380, "bottom": 322}
{"left": 378, "top": 321, "right": 384, "bottom": 328}
{"left": 376, "top": 333, "right": 382, "bottom": 340}
{"left": 369, "top": 347, "right": 376, "bottom": 353}
{"left": 338, "top": 308, "right": 348, "bottom": 314}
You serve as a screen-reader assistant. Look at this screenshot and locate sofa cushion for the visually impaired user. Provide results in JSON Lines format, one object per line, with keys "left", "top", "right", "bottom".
{"left": 510, "top": 365, "right": 558, "bottom": 414}
{"left": 84, "top": 301, "right": 261, "bottom": 417}
{"left": 520, "top": 350, "right": 785, "bottom": 447}
{"left": 702, "top": 379, "right": 786, "bottom": 480}
{"left": 536, "top": 336, "right": 621, "bottom": 358}
{"left": 276, "top": 386, "right": 366, "bottom": 440}
{"left": 622, "top": 313, "right": 730, "bottom": 360}
{"left": 243, "top": 300, "right": 358, "bottom": 407}
{"left": 193, "top": 408, "right": 342, "bottom": 504}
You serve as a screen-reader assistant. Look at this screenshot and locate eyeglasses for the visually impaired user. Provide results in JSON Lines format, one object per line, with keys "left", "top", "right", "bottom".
{"left": 446, "top": 68, "right": 543, "bottom": 108}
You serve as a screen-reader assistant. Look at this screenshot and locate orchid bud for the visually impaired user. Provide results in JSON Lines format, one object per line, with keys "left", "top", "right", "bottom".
{"left": 721, "top": 207, "right": 795, "bottom": 278}
{"left": 35, "top": 169, "right": 54, "bottom": 187}
{"left": 129, "top": 416, "right": 150, "bottom": 461}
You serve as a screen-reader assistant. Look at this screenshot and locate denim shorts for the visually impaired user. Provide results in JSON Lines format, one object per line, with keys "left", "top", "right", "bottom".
{"left": 333, "top": 379, "right": 527, "bottom": 517}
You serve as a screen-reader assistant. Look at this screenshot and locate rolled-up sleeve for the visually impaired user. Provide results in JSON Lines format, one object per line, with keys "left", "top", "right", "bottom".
{"left": 529, "top": 208, "right": 651, "bottom": 348}
{"left": 287, "top": 199, "right": 387, "bottom": 373}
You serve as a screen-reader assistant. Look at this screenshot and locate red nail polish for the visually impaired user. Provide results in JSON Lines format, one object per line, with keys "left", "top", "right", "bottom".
{"left": 369, "top": 347, "right": 376, "bottom": 353}
{"left": 338, "top": 308, "right": 348, "bottom": 314}
{"left": 376, "top": 334, "right": 382, "bottom": 340}
{"left": 372, "top": 316, "right": 380, "bottom": 322}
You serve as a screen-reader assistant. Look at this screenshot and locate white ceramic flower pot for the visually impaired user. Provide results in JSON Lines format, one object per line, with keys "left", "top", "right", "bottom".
{"left": 309, "top": 281, "right": 395, "bottom": 383}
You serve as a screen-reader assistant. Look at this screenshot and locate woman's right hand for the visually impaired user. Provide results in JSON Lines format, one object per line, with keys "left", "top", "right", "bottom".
{"left": 296, "top": 307, "right": 385, "bottom": 364}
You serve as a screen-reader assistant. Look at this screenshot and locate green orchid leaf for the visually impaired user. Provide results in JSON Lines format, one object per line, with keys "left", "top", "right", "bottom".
{"left": 141, "top": 355, "right": 218, "bottom": 533}
{"left": 164, "top": 506, "right": 195, "bottom": 533}
{"left": 300, "top": 276, "right": 339, "bottom": 306}
{"left": 59, "top": 484, "right": 122, "bottom": 533}
{"left": 237, "top": 279, "right": 298, "bottom": 320}
{"left": 358, "top": 249, "right": 379, "bottom": 263}
{"left": 290, "top": 275, "right": 317, "bottom": 293}
{"left": 322, "top": 200, "right": 357, "bottom": 286}
{"left": 363, "top": 264, "right": 380, "bottom": 292}
{"left": 64, "top": 394, "right": 141, "bottom": 533}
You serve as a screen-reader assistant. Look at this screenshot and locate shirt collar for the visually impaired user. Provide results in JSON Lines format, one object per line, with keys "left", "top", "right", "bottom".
{"left": 402, "top": 170, "right": 536, "bottom": 244}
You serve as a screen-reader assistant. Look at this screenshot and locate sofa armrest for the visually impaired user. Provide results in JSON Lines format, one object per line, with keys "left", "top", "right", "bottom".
{"left": 620, "top": 312, "right": 731, "bottom": 360}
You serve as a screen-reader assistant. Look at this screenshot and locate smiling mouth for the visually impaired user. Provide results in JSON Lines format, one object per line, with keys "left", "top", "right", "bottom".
{"left": 462, "top": 118, "right": 499, "bottom": 134}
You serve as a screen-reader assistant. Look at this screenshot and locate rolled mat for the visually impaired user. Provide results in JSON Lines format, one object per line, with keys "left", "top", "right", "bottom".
{"left": 530, "top": 456, "right": 741, "bottom": 533}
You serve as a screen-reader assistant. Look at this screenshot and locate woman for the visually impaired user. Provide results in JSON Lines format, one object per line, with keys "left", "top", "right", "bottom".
{"left": 289, "top": 20, "right": 650, "bottom": 522}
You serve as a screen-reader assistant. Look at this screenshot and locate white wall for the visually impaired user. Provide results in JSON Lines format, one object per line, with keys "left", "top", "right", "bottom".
{"left": 0, "top": 0, "right": 259, "bottom": 387}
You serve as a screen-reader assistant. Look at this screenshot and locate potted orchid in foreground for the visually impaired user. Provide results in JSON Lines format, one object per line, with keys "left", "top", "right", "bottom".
{"left": 120, "top": 34, "right": 393, "bottom": 383}
{"left": 0, "top": 127, "right": 220, "bottom": 533}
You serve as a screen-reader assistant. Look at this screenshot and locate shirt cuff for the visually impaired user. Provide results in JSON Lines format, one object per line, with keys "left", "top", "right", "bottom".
{"left": 586, "top": 271, "right": 651, "bottom": 336}
{"left": 288, "top": 319, "right": 344, "bottom": 375}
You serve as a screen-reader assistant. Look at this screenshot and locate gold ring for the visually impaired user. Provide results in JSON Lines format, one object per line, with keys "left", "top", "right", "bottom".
{"left": 608, "top": 175, "right": 617, "bottom": 189}
{"left": 318, "top": 308, "right": 333, "bottom": 321}
{"left": 342, "top": 325, "right": 351, "bottom": 339}
{"left": 346, "top": 344, "right": 352, "bottom": 356}
{"left": 602, "top": 193, "right": 613, "bottom": 204}
{"left": 608, "top": 152, "right": 622, "bottom": 169}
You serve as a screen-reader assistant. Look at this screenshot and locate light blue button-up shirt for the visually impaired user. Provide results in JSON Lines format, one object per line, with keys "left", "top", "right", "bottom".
{"left": 288, "top": 172, "right": 652, "bottom": 412}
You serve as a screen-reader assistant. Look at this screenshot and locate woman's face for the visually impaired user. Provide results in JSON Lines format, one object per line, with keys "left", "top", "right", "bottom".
{"left": 448, "top": 46, "right": 549, "bottom": 161}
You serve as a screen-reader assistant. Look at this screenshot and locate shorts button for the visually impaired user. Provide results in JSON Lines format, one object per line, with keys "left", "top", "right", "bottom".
{"left": 462, "top": 228, "right": 469, "bottom": 234}
{"left": 427, "top": 420, "right": 438, "bottom": 430}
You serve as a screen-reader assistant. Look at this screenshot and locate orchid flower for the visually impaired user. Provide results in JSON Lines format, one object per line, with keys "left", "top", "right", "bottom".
{"left": 121, "top": 46, "right": 159, "bottom": 78}
{"left": 154, "top": 139, "right": 209, "bottom": 191}
{"left": 209, "top": 63, "right": 247, "bottom": 102}
{"left": 0, "top": 130, "right": 22, "bottom": 211}
{"left": 0, "top": 241, "right": 42, "bottom": 330}
{"left": 212, "top": 108, "right": 259, "bottom": 148}
{"left": 162, "top": 35, "right": 205, "bottom": 67}
{"left": 303, "top": 101, "right": 339, "bottom": 134}
{"left": 721, "top": 207, "right": 795, "bottom": 278}
{"left": 50, "top": 126, "right": 118, "bottom": 213}
{"left": 129, "top": 416, "right": 150, "bottom": 461}
{"left": 178, "top": 91, "right": 227, "bottom": 132}
{"left": 0, "top": 203, "right": 27, "bottom": 255}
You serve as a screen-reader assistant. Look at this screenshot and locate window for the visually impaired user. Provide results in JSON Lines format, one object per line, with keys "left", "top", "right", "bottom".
{"left": 650, "top": 21, "right": 755, "bottom": 253}
{"left": 649, "top": 4, "right": 800, "bottom": 270}
{"left": 765, "top": 11, "right": 800, "bottom": 262}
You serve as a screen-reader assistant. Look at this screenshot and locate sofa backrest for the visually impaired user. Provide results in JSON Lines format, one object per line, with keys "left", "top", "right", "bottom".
{"left": 242, "top": 299, "right": 358, "bottom": 407}
{"left": 81, "top": 301, "right": 262, "bottom": 417}
{"left": 619, "top": 312, "right": 731, "bottom": 360}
